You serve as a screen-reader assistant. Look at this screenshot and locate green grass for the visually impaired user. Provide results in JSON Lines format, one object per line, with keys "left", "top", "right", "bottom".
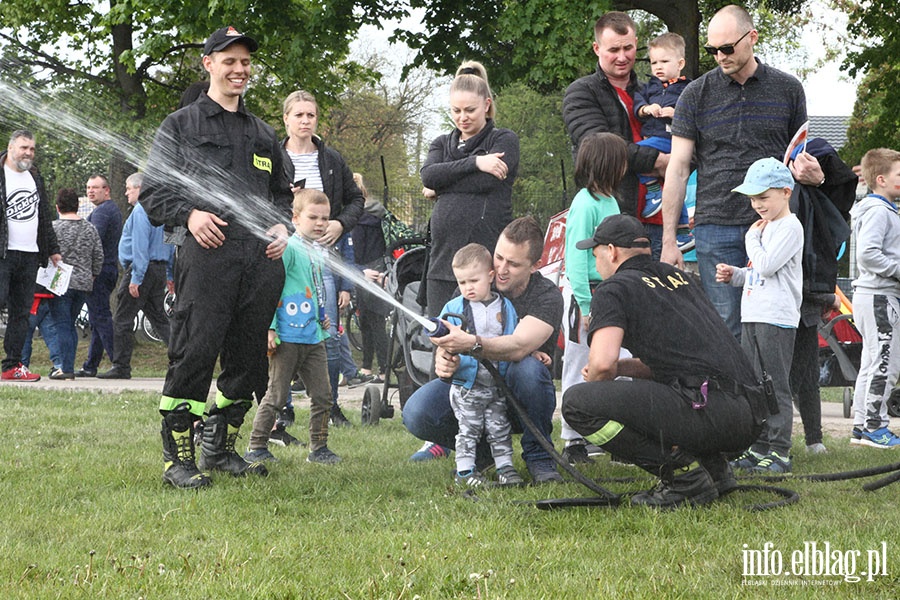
{"left": 3, "top": 387, "right": 900, "bottom": 599}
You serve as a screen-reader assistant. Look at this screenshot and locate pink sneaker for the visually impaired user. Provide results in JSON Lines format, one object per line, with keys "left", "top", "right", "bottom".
{"left": 1, "top": 363, "right": 41, "bottom": 382}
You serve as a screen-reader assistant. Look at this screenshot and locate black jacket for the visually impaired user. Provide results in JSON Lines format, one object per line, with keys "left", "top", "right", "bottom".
{"left": 282, "top": 136, "right": 365, "bottom": 234}
{"left": 789, "top": 139, "right": 857, "bottom": 326}
{"left": 0, "top": 152, "right": 60, "bottom": 263}
{"left": 141, "top": 93, "right": 294, "bottom": 237}
{"left": 421, "top": 119, "right": 519, "bottom": 282}
{"left": 563, "top": 66, "right": 660, "bottom": 217}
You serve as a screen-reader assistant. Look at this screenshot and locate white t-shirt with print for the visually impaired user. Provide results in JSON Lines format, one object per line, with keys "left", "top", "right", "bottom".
{"left": 4, "top": 164, "right": 39, "bottom": 252}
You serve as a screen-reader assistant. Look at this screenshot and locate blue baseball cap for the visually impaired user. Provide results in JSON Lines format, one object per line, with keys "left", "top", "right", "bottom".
{"left": 732, "top": 157, "right": 795, "bottom": 196}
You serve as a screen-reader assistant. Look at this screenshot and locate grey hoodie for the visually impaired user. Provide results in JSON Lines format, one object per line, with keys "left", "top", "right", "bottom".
{"left": 850, "top": 195, "right": 900, "bottom": 296}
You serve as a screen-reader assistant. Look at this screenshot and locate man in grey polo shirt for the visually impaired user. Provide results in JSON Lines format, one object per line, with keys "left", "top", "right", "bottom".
{"left": 659, "top": 4, "right": 824, "bottom": 338}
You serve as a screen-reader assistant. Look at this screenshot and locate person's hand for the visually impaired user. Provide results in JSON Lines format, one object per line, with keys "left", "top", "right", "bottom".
{"left": 363, "top": 268, "right": 385, "bottom": 286}
{"left": 319, "top": 220, "right": 345, "bottom": 247}
{"left": 338, "top": 290, "right": 350, "bottom": 310}
{"left": 264, "top": 223, "right": 289, "bottom": 260}
{"left": 129, "top": 283, "right": 140, "bottom": 298}
{"left": 434, "top": 347, "right": 461, "bottom": 379}
{"left": 531, "top": 350, "right": 551, "bottom": 366}
{"left": 49, "top": 253, "right": 62, "bottom": 267}
{"left": 580, "top": 364, "right": 590, "bottom": 382}
{"left": 187, "top": 209, "right": 227, "bottom": 249}
{"left": 475, "top": 152, "right": 509, "bottom": 181}
{"left": 166, "top": 279, "right": 175, "bottom": 294}
{"left": 789, "top": 152, "right": 825, "bottom": 186}
{"left": 660, "top": 240, "right": 685, "bottom": 268}
{"left": 429, "top": 319, "right": 477, "bottom": 355}
{"left": 715, "top": 263, "right": 734, "bottom": 283}
{"left": 322, "top": 314, "right": 331, "bottom": 331}
{"left": 658, "top": 106, "right": 675, "bottom": 119}
{"left": 643, "top": 103, "right": 662, "bottom": 118}
{"left": 749, "top": 218, "right": 766, "bottom": 233}
{"left": 422, "top": 187, "right": 437, "bottom": 200}
{"left": 267, "top": 329, "right": 279, "bottom": 354}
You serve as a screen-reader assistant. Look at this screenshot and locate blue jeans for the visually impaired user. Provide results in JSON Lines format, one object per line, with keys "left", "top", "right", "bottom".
{"left": 693, "top": 223, "right": 749, "bottom": 339}
{"left": 50, "top": 289, "right": 88, "bottom": 374}
{"left": 402, "top": 355, "right": 556, "bottom": 465}
{"left": 23, "top": 298, "right": 61, "bottom": 369}
{"left": 323, "top": 270, "right": 358, "bottom": 407}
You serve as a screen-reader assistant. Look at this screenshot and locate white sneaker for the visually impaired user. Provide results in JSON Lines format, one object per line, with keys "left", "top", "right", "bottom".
{"left": 806, "top": 442, "right": 828, "bottom": 454}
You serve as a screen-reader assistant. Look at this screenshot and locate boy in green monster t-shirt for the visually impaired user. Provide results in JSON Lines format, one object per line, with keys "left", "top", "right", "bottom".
{"left": 245, "top": 189, "right": 342, "bottom": 465}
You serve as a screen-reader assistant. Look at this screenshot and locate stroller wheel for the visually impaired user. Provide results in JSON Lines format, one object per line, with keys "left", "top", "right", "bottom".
{"left": 889, "top": 388, "right": 900, "bottom": 419}
{"left": 843, "top": 387, "right": 853, "bottom": 419}
{"left": 361, "top": 385, "right": 383, "bottom": 425}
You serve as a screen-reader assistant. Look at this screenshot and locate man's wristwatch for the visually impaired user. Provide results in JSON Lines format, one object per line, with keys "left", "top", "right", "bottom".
{"left": 470, "top": 335, "right": 484, "bottom": 360}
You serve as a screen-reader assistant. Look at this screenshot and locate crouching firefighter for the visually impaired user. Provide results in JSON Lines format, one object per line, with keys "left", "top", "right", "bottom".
{"left": 561, "top": 215, "right": 769, "bottom": 508}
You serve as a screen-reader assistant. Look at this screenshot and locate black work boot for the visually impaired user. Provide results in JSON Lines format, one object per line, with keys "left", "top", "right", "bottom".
{"left": 700, "top": 454, "right": 738, "bottom": 496}
{"left": 631, "top": 459, "right": 718, "bottom": 509}
{"left": 160, "top": 406, "right": 211, "bottom": 489}
{"left": 198, "top": 403, "right": 268, "bottom": 477}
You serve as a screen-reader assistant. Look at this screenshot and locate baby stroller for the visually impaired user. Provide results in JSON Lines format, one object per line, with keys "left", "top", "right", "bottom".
{"left": 818, "top": 286, "right": 900, "bottom": 418}
{"left": 360, "top": 236, "right": 433, "bottom": 425}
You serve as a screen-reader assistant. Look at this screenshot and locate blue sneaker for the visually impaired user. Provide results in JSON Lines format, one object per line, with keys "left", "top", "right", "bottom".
{"left": 677, "top": 231, "right": 695, "bottom": 253}
{"left": 730, "top": 449, "right": 763, "bottom": 471}
{"left": 751, "top": 452, "right": 792, "bottom": 473}
{"left": 642, "top": 182, "right": 663, "bottom": 218}
{"left": 856, "top": 427, "right": 900, "bottom": 449}
{"left": 410, "top": 441, "right": 452, "bottom": 462}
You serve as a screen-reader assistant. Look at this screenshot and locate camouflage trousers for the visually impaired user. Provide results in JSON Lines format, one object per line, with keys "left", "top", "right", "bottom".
{"left": 449, "top": 383, "right": 513, "bottom": 472}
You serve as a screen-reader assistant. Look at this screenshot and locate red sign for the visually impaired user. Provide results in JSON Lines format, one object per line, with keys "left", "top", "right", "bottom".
{"left": 539, "top": 209, "right": 568, "bottom": 281}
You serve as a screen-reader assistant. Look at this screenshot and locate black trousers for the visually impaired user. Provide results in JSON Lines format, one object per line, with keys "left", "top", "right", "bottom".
{"left": 162, "top": 236, "right": 284, "bottom": 404}
{"left": 358, "top": 298, "right": 389, "bottom": 373}
{"left": 562, "top": 378, "right": 759, "bottom": 472}
{"left": 789, "top": 322, "right": 823, "bottom": 445}
{"left": 0, "top": 250, "right": 38, "bottom": 370}
{"left": 111, "top": 261, "right": 171, "bottom": 369}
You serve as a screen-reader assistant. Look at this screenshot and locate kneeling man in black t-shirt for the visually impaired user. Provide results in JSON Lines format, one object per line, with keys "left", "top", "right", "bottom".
{"left": 562, "top": 214, "right": 767, "bottom": 508}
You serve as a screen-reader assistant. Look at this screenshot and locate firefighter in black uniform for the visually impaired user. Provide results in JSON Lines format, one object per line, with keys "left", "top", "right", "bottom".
{"left": 142, "top": 27, "right": 294, "bottom": 489}
{"left": 562, "top": 214, "right": 768, "bottom": 508}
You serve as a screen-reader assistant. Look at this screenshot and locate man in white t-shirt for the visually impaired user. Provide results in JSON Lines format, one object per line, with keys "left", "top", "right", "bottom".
{"left": 0, "top": 130, "right": 61, "bottom": 381}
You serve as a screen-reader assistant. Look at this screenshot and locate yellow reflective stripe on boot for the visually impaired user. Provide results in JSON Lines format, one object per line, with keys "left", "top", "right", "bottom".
{"left": 159, "top": 395, "right": 205, "bottom": 417}
{"left": 585, "top": 420, "right": 624, "bottom": 447}
{"left": 216, "top": 390, "right": 253, "bottom": 408}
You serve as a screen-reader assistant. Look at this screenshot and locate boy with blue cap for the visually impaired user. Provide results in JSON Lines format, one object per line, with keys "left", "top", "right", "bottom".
{"left": 716, "top": 157, "right": 803, "bottom": 473}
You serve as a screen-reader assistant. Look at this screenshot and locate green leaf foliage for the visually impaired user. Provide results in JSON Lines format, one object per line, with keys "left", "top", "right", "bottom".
{"left": 843, "top": 0, "right": 900, "bottom": 161}
{"left": 0, "top": 0, "right": 405, "bottom": 196}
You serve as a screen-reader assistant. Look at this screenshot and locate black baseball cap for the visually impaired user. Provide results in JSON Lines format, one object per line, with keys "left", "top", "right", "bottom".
{"left": 575, "top": 214, "right": 651, "bottom": 250}
{"left": 203, "top": 26, "right": 259, "bottom": 56}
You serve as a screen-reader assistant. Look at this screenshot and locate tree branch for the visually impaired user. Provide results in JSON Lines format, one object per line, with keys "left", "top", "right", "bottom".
{"left": 135, "top": 42, "right": 203, "bottom": 78}
{"left": 0, "top": 31, "right": 112, "bottom": 88}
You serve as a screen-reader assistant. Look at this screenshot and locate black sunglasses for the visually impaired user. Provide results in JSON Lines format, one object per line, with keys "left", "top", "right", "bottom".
{"left": 704, "top": 30, "right": 751, "bottom": 56}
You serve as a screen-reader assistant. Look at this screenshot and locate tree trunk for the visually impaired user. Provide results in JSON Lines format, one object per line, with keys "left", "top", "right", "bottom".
{"left": 614, "top": 0, "right": 704, "bottom": 79}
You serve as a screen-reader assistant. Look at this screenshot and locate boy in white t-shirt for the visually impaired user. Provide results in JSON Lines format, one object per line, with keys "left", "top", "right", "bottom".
{"left": 716, "top": 158, "right": 803, "bottom": 473}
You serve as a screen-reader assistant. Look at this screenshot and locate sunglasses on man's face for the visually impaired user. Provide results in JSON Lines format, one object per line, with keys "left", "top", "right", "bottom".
{"left": 704, "top": 30, "right": 751, "bottom": 56}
